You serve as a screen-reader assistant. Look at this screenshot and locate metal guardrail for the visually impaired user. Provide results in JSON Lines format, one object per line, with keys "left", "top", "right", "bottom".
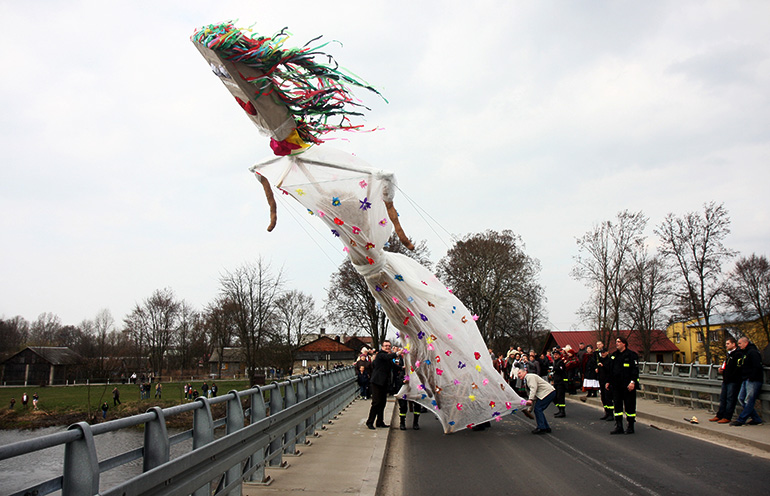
{"left": 0, "top": 367, "right": 357, "bottom": 496}
{"left": 638, "top": 361, "right": 770, "bottom": 415}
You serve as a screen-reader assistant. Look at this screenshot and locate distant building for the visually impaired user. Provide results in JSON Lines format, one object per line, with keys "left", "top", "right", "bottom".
{"left": 667, "top": 313, "right": 769, "bottom": 364}
{"left": 343, "top": 335, "right": 374, "bottom": 353}
{"left": 1, "top": 347, "right": 84, "bottom": 385}
{"left": 208, "top": 347, "right": 246, "bottom": 378}
{"left": 293, "top": 336, "right": 357, "bottom": 374}
{"left": 542, "top": 330, "right": 679, "bottom": 363}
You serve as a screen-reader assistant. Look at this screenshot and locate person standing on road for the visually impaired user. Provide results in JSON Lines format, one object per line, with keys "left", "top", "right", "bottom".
{"left": 580, "top": 344, "right": 599, "bottom": 399}
{"left": 731, "top": 337, "right": 765, "bottom": 426}
{"left": 366, "top": 340, "right": 400, "bottom": 430}
{"left": 518, "top": 367, "right": 556, "bottom": 434}
{"left": 394, "top": 354, "right": 425, "bottom": 430}
{"left": 596, "top": 348, "right": 614, "bottom": 421}
{"left": 710, "top": 336, "right": 743, "bottom": 424}
{"left": 552, "top": 350, "right": 568, "bottom": 418}
{"left": 607, "top": 337, "right": 639, "bottom": 434}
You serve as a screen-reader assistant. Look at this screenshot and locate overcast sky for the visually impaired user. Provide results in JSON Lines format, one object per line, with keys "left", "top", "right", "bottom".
{"left": 2, "top": 1, "right": 768, "bottom": 333}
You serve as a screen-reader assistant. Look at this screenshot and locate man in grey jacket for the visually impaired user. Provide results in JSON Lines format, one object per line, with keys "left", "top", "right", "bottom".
{"left": 517, "top": 368, "right": 557, "bottom": 434}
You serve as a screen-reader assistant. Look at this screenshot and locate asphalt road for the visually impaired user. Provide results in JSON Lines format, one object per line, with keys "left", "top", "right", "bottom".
{"left": 379, "top": 400, "right": 770, "bottom": 496}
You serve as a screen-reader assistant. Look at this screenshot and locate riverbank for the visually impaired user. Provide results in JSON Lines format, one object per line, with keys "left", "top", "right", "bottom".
{"left": 0, "top": 380, "right": 249, "bottom": 430}
{"left": 0, "top": 401, "right": 228, "bottom": 430}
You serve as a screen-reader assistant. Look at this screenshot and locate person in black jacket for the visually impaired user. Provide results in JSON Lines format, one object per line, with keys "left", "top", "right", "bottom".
{"left": 732, "top": 337, "right": 765, "bottom": 426}
{"left": 552, "top": 350, "right": 568, "bottom": 418}
{"left": 596, "top": 348, "right": 615, "bottom": 421}
{"left": 607, "top": 336, "right": 639, "bottom": 434}
{"left": 710, "top": 336, "right": 743, "bottom": 424}
{"left": 366, "top": 340, "right": 401, "bottom": 429}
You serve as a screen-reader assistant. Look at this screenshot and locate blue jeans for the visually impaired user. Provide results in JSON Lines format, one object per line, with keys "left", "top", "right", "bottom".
{"left": 534, "top": 390, "right": 556, "bottom": 430}
{"left": 736, "top": 380, "right": 764, "bottom": 424}
{"left": 716, "top": 381, "right": 739, "bottom": 420}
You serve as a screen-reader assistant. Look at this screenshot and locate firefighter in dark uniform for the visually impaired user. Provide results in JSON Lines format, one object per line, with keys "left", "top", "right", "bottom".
{"left": 607, "top": 336, "right": 639, "bottom": 434}
{"left": 394, "top": 354, "right": 425, "bottom": 430}
{"left": 552, "top": 349, "right": 568, "bottom": 418}
{"left": 596, "top": 347, "right": 615, "bottom": 421}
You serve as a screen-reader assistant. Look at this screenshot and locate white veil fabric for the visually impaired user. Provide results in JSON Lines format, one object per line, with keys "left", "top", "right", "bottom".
{"left": 192, "top": 24, "right": 526, "bottom": 433}
{"left": 251, "top": 147, "right": 526, "bottom": 433}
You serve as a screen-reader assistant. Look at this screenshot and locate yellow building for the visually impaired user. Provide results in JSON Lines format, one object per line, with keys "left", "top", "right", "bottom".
{"left": 666, "top": 314, "right": 769, "bottom": 364}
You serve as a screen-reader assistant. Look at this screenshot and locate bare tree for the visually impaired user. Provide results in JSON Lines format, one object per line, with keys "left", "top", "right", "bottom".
{"left": 29, "top": 312, "right": 63, "bottom": 346}
{"left": 124, "top": 288, "right": 181, "bottom": 376}
{"left": 326, "top": 233, "right": 430, "bottom": 349}
{"left": 220, "top": 258, "right": 284, "bottom": 386}
{"left": 436, "top": 229, "right": 543, "bottom": 350}
{"left": 0, "top": 316, "right": 30, "bottom": 357}
{"left": 622, "top": 244, "right": 672, "bottom": 360}
{"left": 275, "top": 290, "right": 322, "bottom": 373}
{"left": 655, "top": 202, "right": 735, "bottom": 363}
{"left": 173, "top": 301, "right": 202, "bottom": 373}
{"left": 87, "top": 309, "right": 115, "bottom": 376}
{"left": 205, "top": 297, "right": 238, "bottom": 379}
{"left": 724, "top": 253, "right": 770, "bottom": 344}
{"left": 497, "top": 277, "right": 548, "bottom": 352}
{"left": 572, "top": 210, "right": 647, "bottom": 346}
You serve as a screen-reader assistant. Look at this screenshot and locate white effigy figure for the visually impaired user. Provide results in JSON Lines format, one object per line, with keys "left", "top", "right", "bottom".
{"left": 192, "top": 23, "right": 525, "bottom": 432}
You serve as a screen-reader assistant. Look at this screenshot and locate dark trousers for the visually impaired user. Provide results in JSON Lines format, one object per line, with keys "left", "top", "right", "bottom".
{"left": 612, "top": 385, "right": 636, "bottom": 419}
{"left": 367, "top": 383, "right": 388, "bottom": 426}
{"left": 716, "top": 381, "right": 739, "bottom": 420}
{"left": 600, "top": 383, "right": 613, "bottom": 412}
{"left": 554, "top": 381, "right": 566, "bottom": 408}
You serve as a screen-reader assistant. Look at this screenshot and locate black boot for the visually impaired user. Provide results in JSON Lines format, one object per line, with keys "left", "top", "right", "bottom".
{"left": 600, "top": 411, "right": 610, "bottom": 421}
{"left": 625, "top": 418, "right": 635, "bottom": 434}
{"left": 610, "top": 417, "right": 624, "bottom": 435}
{"left": 399, "top": 416, "right": 406, "bottom": 430}
{"left": 413, "top": 414, "right": 420, "bottom": 430}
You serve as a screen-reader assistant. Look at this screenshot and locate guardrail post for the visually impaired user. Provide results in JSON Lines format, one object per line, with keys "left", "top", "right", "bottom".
{"left": 192, "top": 397, "right": 214, "bottom": 496}
{"left": 307, "top": 374, "right": 319, "bottom": 437}
{"left": 143, "top": 406, "right": 170, "bottom": 472}
{"left": 63, "top": 422, "right": 99, "bottom": 496}
{"left": 225, "top": 390, "right": 245, "bottom": 496}
{"left": 320, "top": 372, "right": 332, "bottom": 425}
{"left": 268, "top": 384, "right": 285, "bottom": 467}
{"left": 284, "top": 380, "right": 299, "bottom": 456}
{"left": 247, "top": 387, "right": 270, "bottom": 484}
{"left": 296, "top": 378, "right": 309, "bottom": 445}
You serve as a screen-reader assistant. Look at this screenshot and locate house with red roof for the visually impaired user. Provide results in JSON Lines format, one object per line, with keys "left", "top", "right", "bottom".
{"left": 542, "top": 330, "right": 679, "bottom": 362}
{"left": 293, "top": 335, "right": 358, "bottom": 373}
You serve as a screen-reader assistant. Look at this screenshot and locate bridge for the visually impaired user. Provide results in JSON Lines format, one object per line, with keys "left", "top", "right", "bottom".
{"left": 1, "top": 364, "right": 769, "bottom": 495}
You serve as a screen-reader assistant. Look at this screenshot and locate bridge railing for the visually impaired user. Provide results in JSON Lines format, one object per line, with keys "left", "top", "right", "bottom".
{"left": 0, "top": 366, "right": 357, "bottom": 496}
{"left": 638, "top": 361, "right": 770, "bottom": 415}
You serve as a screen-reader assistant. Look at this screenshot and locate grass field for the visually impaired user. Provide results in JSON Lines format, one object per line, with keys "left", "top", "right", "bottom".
{"left": 0, "top": 379, "right": 254, "bottom": 429}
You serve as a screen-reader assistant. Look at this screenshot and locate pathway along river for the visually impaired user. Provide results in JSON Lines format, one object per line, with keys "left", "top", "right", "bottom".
{"left": 0, "top": 426, "right": 194, "bottom": 495}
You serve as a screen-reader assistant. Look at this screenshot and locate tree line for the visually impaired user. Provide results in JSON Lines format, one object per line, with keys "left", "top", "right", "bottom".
{"left": 1, "top": 230, "right": 550, "bottom": 382}
{"left": 572, "top": 201, "right": 769, "bottom": 362}
{"left": 0, "top": 258, "right": 322, "bottom": 386}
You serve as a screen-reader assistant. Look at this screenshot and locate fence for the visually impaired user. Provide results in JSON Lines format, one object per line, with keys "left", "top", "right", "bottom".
{"left": 638, "top": 361, "right": 770, "bottom": 415}
{"left": 0, "top": 367, "right": 357, "bottom": 496}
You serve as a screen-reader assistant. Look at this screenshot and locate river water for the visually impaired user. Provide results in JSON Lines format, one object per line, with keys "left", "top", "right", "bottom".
{"left": 0, "top": 426, "right": 194, "bottom": 495}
